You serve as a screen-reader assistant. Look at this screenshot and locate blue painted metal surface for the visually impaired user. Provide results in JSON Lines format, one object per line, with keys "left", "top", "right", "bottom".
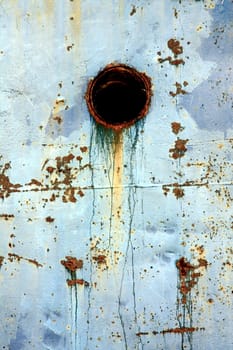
{"left": 0, "top": 1, "right": 232, "bottom": 349}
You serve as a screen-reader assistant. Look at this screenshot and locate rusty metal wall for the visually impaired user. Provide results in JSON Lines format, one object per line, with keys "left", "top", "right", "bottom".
{"left": 0, "top": 1, "right": 232, "bottom": 349}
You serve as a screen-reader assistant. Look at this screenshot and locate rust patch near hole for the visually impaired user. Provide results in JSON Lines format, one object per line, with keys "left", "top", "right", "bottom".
{"left": 85, "top": 63, "right": 152, "bottom": 131}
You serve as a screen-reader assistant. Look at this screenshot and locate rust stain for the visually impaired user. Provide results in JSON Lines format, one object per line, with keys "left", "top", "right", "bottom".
{"left": 26, "top": 179, "right": 43, "bottom": 187}
{"left": 136, "top": 332, "right": 149, "bottom": 336}
{"left": 0, "top": 153, "right": 90, "bottom": 203}
{"left": 137, "top": 327, "right": 204, "bottom": 337}
{"left": 130, "top": 5, "right": 136, "bottom": 16}
{"left": 8, "top": 253, "right": 43, "bottom": 268}
{"left": 93, "top": 255, "right": 107, "bottom": 265}
{"left": 52, "top": 98, "right": 65, "bottom": 115}
{"left": 167, "top": 38, "right": 183, "bottom": 55}
{"left": 45, "top": 216, "right": 54, "bottom": 223}
{"left": 111, "top": 132, "right": 124, "bottom": 253}
{"left": 161, "top": 327, "right": 198, "bottom": 334}
{"left": 62, "top": 187, "right": 76, "bottom": 203}
{"left": 158, "top": 56, "right": 185, "bottom": 66}
{"left": 53, "top": 115, "right": 63, "bottom": 124}
{"left": 61, "top": 256, "right": 83, "bottom": 272}
{"left": 170, "top": 82, "right": 188, "bottom": 97}
{"left": 0, "top": 256, "right": 4, "bottom": 267}
{"left": 169, "top": 139, "right": 189, "bottom": 159}
{"left": 46, "top": 166, "right": 56, "bottom": 173}
{"left": 77, "top": 189, "right": 84, "bottom": 197}
{"left": 0, "top": 162, "right": 22, "bottom": 199}
{"left": 85, "top": 63, "right": 152, "bottom": 131}
{"left": 171, "top": 122, "right": 184, "bottom": 135}
{"left": 80, "top": 146, "right": 88, "bottom": 153}
{"left": 176, "top": 256, "right": 208, "bottom": 304}
{"left": 158, "top": 38, "right": 184, "bottom": 66}
{"left": 173, "top": 185, "right": 185, "bottom": 199}
{"left": 0, "top": 214, "right": 15, "bottom": 220}
{"left": 67, "top": 279, "right": 89, "bottom": 287}
{"left": 67, "top": 44, "right": 74, "bottom": 51}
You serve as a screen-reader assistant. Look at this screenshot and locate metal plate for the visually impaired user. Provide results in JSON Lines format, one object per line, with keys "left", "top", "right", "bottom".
{"left": 0, "top": 1, "right": 232, "bottom": 349}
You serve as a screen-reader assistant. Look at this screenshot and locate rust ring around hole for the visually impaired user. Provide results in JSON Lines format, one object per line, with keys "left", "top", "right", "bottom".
{"left": 85, "top": 63, "right": 152, "bottom": 131}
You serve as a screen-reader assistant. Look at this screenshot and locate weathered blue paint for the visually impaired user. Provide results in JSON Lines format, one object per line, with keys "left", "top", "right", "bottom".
{"left": 0, "top": 1, "right": 232, "bottom": 349}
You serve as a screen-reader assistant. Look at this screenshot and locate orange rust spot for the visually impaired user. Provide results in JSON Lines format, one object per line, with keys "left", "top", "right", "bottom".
{"left": 93, "top": 255, "right": 107, "bottom": 264}
{"left": 46, "top": 166, "right": 55, "bottom": 173}
{"left": 62, "top": 153, "right": 75, "bottom": 163}
{"left": 27, "top": 179, "right": 42, "bottom": 186}
{"left": 77, "top": 190, "right": 84, "bottom": 197}
{"left": 169, "top": 139, "right": 189, "bottom": 159}
{"left": 80, "top": 146, "right": 88, "bottom": 153}
{"left": 66, "top": 278, "right": 89, "bottom": 287}
{"left": 158, "top": 56, "right": 184, "bottom": 66}
{"left": 53, "top": 115, "right": 63, "bottom": 124}
{"left": 171, "top": 122, "right": 184, "bottom": 135}
{"left": 45, "top": 216, "right": 55, "bottom": 223}
{"left": 198, "top": 258, "right": 208, "bottom": 268}
{"left": 62, "top": 188, "right": 76, "bottom": 203}
{"left": 60, "top": 256, "right": 83, "bottom": 272}
{"left": 162, "top": 186, "right": 170, "bottom": 196}
{"left": 76, "top": 156, "right": 83, "bottom": 161}
{"left": 8, "top": 253, "right": 43, "bottom": 268}
{"left": 167, "top": 38, "right": 183, "bottom": 55}
{"left": 170, "top": 82, "right": 187, "bottom": 97}
{"left": 161, "top": 327, "right": 198, "bottom": 334}
{"left": 50, "top": 193, "right": 56, "bottom": 202}
{"left": 0, "top": 163, "right": 22, "bottom": 199}
{"left": 0, "top": 256, "right": 4, "bottom": 267}
{"left": 173, "top": 186, "right": 184, "bottom": 199}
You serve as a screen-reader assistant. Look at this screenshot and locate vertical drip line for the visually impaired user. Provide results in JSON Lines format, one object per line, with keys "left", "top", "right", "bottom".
{"left": 72, "top": 272, "right": 78, "bottom": 350}
{"left": 85, "top": 121, "right": 96, "bottom": 350}
{"left": 118, "top": 121, "right": 145, "bottom": 350}
{"left": 128, "top": 123, "right": 145, "bottom": 350}
{"left": 110, "top": 131, "right": 124, "bottom": 256}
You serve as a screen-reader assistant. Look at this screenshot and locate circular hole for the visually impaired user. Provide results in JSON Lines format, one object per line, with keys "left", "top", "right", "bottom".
{"left": 86, "top": 63, "right": 152, "bottom": 130}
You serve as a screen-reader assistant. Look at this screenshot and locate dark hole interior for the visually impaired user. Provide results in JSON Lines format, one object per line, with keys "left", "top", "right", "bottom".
{"left": 92, "top": 68, "right": 148, "bottom": 125}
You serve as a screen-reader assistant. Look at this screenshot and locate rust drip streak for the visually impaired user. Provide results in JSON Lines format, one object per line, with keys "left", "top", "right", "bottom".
{"left": 111, "top": 132, "right": 124, "bottom": 253}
